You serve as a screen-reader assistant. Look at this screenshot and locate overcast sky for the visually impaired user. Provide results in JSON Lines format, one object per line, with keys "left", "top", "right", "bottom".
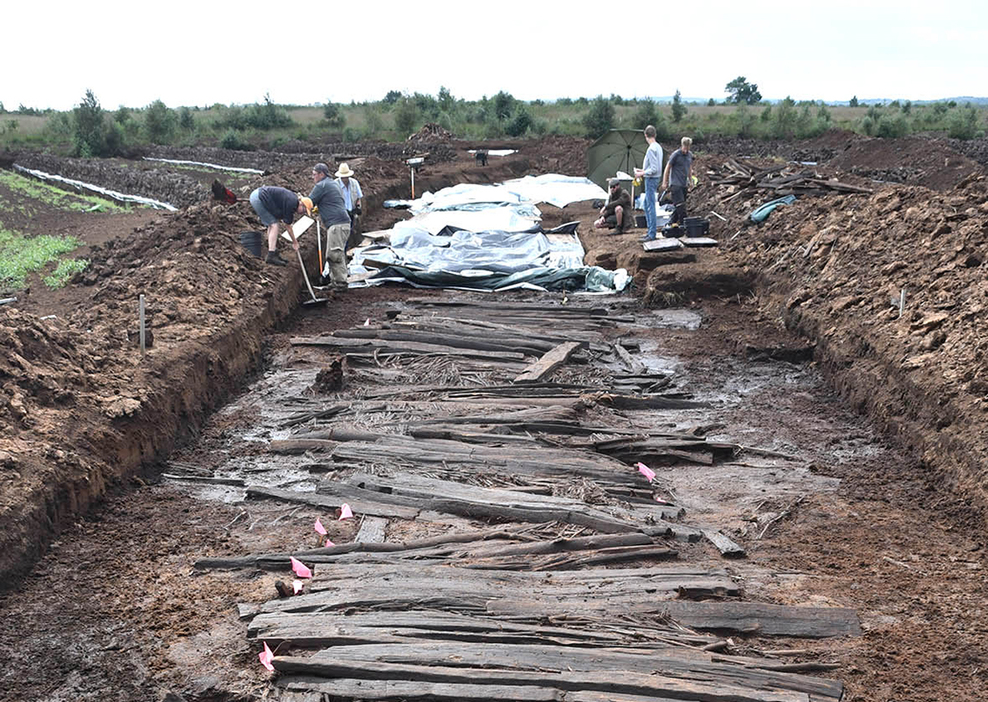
{"left": 4, "top": 0, "right": 986, "bottom": 111}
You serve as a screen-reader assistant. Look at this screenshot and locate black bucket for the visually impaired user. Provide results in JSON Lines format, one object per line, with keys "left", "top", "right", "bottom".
{"left": 239, "top": 231, "right": 264, "bottom": 258}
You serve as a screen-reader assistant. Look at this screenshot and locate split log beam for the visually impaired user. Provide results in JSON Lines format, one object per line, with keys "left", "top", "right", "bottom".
{"left": 514, "top": 341, "right": 585, "bottom": 384}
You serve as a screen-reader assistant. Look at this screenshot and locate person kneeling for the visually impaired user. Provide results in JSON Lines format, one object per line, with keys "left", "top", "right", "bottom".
{"left": 594, "top": 179, "right": 632, "bottom": 234}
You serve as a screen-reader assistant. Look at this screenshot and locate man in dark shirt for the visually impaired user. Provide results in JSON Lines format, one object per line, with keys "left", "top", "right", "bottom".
{"left": 248, "top": 185, "right": 309, "bottom": 266}
{"left": 662, "top": 137, "right": 695, "bottom": 228}
{"left": 593, "top": 179, "right": 633, "bottom": 234}
{"left": 309, "top": 163, "right": 351, "bottom": 289}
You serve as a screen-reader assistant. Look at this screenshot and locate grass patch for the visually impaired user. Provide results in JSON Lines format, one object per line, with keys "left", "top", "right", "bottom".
{"left": 0, "top": 226, "right": 84, "bottom": 290}
{"left": 0, "top": 170, "right": 128, "bottom": 213}
{"left": 43, "top": 258, "right": 89, "bottom": 288}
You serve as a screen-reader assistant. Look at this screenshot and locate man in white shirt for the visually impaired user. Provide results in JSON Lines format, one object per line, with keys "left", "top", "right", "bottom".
{"left": 335, "top": 163, "right": 363, "bottom": 249}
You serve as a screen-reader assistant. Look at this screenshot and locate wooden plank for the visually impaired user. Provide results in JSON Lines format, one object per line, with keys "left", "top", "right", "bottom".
{"left": 246, "top": 486, "right": 420, "bottom": 520}
{"left": 702, "top": 529, "right": 747, "bottom": 558}
{"left": 273, "top": 657, "right": 819, "bottom": 702}
{"left": 657, "top": 601, "right": 862, "bottom": 638}
{"left": 320, "top": 474, "right": 646, "bottom": 533}
{"left": 355, "top": 516, "right": 388, "bottom": 544}
{"left": 279, "top": 677, "right": 572, "bottom": 701}
{"left": 513, "top": 341, "right": 584, "bottom": 384}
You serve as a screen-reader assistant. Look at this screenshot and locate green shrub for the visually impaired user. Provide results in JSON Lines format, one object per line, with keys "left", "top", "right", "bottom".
{"left": 631, "top": 99, "right": 659, "bottom": 131}
{"left": 323, "top": 101, "right": 345, "bottom": 131}
{"left": 582, "top": 95, "right": 615, "bottom": 139}
{"left": 948, "top": 105, "right": 981, "bottom": 139}
{"left": 505, "top": 106, "right": 532, "bottom": 137}
{"left": 671, "top": 90, "right": 687, "bottom": 123}
{"left": 394, "top": 98, "right": 419, "bottom": 137}
{"left": 179, "top": 106, "right": 195, "bottom": 132}
{"left": 73, "top": 89, "right": 107, "bottom": 157}
{"left": 144, "top": 100, "right": 177, "bottom": 144}
{"left": 220, "top": 129, "right": 254, "bottom": 150}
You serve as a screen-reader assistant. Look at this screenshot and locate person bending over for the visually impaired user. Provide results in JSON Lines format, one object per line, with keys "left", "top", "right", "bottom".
{"left": 248, "top": 185, "right": 310, "bottom": 266}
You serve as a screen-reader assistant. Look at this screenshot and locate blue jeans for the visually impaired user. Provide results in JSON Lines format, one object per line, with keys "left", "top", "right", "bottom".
{"left": 644, "top": 177, "right": 659, "bottom": 239}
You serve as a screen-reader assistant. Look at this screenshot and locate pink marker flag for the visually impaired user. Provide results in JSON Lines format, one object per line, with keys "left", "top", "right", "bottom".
{"left": 314, "top": 518, "right": 327, "bottom": 536}
{"left": 292, "top": 579, "right": 304, "bottom": 595}
{"left": 259, "top": 642, "right": 274, "bottom": 672}
{"left": 325, "top": 538, "right": 335, "bottom": 547}
{"left": 290, "top": 556, "right": 312, "bottom": 579}
{"left": 636, "top": 462, "right": 656, "bottom": 483}
{"left": 339, "top": 503, "right": 354, "bottom": 520}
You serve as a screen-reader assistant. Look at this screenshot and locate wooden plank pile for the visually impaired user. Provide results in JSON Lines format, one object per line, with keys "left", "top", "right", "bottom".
{"left": 710, "top": 159, "right": 874, "bottom": 201}
{"left": 220, "top": 298, "right": 858, "bottom": 701}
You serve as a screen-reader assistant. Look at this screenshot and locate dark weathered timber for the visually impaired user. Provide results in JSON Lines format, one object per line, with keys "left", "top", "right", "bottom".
{"left": 658, "top": 601, "right": 862, "bottom": 638}
{"left": 249, "top": 610, "right": 692, "bottom": 649}
{"left": 295, "top": 641, "right": 844, "bottom": 698}
{"left": 272, "top": 657, "right": 829, "bottom": 702}
{"left": 601, "top": 393, "right": 709, "bottom": 410}
{"left": 702, "top": 529, "right": 747, "bottom": 558}
{"left": 319, "top": 475, "right": 646, "bottom": 533}
{"left": 268, "top": 439, "right": 339, "bottom": 454}
{"left": 278, "top": 677, "right": 570, "bottom": 702}
{"left": 331, "top": 328, "right": 550, "bottom": 357}
{"left": 291, "top": 336, "right": 529, "bottom": 362}
{"left": 463, "top": 544, "right": 678, "bottom": 571}
{"left": 514, "top": 341, "right": 585, "bottom": 384}
{"left": 246, "top": 486, "right": 420, "bottom": 520}
{"left": 612, "top": 342, "right": 645, "bottom": 374}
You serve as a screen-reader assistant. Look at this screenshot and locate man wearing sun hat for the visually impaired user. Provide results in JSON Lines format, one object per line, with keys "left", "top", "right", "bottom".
{"left": 309, "top": 162, "right": 351, "bottom": 288}
{"left": 334, "top": 162, "right": 363, "bottom": 249}
{"left": 248, "top": 185, "right": 308, "bottom": 266}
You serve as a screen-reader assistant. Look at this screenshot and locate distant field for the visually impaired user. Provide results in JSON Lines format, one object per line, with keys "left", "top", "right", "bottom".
{"left": 0, "top": 95, "right": 984, "bottom": 153}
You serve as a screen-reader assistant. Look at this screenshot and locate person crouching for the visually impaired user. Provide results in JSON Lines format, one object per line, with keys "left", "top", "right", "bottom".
{"left": 594, "top": 179, "right": 632, "bottom": 234}
{"left": 248, "top": 185, "right": 310, "bottom": 266}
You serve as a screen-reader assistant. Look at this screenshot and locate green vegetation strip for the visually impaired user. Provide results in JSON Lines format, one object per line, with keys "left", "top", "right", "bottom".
{"left": 0, "top": 169, "right": 128, "bottom": 212}
{"left": 0, "top": 226, "right": 85, "bottom": 290}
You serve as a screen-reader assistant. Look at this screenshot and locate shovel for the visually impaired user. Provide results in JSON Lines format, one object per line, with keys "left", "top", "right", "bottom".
{"left": 316, "top": 217, "right": 324, "bottom": 275}
{"left": 295, "top": 246, "right": 329, "bottom": 307}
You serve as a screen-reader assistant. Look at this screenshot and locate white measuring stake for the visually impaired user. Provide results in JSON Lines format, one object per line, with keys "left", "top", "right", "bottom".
{"left": 139, "top": 294, "right": 146, "bottom": 358}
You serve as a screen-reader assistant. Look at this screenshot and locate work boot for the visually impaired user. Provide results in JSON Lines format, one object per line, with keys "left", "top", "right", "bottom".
{"left": 265, "top": 251, "right": 288, "bottom": 267}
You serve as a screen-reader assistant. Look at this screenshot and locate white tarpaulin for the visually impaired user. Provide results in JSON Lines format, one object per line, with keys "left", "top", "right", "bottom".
{"left": 502, "top": 174, "right": 608, "bottom": 209}
{"left": 393, "top": 207, "right": 540, "bottom": 236}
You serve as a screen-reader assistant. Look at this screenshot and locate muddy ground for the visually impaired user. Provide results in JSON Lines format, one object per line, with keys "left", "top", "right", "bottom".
{"left": 0, "top": 129, "right": 986, "bottom": 701}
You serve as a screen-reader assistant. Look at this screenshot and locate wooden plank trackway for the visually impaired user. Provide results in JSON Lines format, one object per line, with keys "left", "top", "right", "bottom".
{"left": 228, "top": 299, "right": 855, "bottom": 702}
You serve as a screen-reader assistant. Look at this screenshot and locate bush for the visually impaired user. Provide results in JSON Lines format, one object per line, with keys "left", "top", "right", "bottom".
{"left": 631, "top": 99, "right": 659, "bottom": 131}
{"left": 383, "top": 90, "right": 403, "bottom": 105}
{"left": 144, "top": 99, "right": 177, "bottom": 144}
{"left": 948, "top": 105, "right": 981, "bottom": 139}
{"left": 364, "top": 106, "right": 384, "bottom": 137}
{"left": 771, "top": 97, "right": 797, "bottom": 138}
{"left": 179, "top": 106, "right": 195, "bottom": 132}
{"left": 582, "top": 95, "right": 615, "bottom": 139}
{"left": 493, "top": 91, "right": 516, "bottom": 122}
{"left": 394, "top": 98, "right": 419, "bottom": 137}
{"left": 220, "top": 129, "right": 254, "bottom": 151}
{"left": 505, "top": 106, "right": 532, "bottom": 137}
{"left": 323, "top": 101, "right": 345, "bottom": 131}
{"left": 671, "top": 90, "right": 687, "bottom": 123}
{"left": 73, "top": 89, "right": 106, "bottom": 157}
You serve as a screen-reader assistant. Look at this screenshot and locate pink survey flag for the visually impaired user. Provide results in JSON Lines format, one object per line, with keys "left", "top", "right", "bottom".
{"left": 339, "top": 503, "right": 354, "bottom": 520}
{"left": 293, "top": 579, "right": 304, "bottom": 595}
{"left": 636, "top": 462, "right": 656, "bottom": 483}
{"left": 325, "top": 538, "right": 335, "bottom": 547}
{"left": 259, "top": 642, "right": 274, "bottom": 672}
{"left": 290, "top": 556, "right": 312, "bottom": 579}
{"left": 314, "top": 518, "right": 328, "bottom": 535}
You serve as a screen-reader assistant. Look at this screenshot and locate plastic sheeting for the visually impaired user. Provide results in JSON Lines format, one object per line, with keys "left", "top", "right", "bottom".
{"left": 13, "top": 164, "right": 178, "bottom": 211}
{"left": 384, "top": 173, "right": 607, "bottom": 212}
{"left": 143, "top": 157, "right": 264, "bottom": 174}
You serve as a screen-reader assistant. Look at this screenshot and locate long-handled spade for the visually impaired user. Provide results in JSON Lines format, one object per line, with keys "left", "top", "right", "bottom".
{"left": 295, "top": 246, "right": 329, "bottom": 307}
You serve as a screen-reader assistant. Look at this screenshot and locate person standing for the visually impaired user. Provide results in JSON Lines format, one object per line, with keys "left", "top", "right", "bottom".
{"left": 248, "top": 185, "right": 309, "bottom": 266}
{"left": 334, "top": 163, "right": 363, "bottom": 250}
{"left": 634, "top": 125, "right": 663, "bottom": 241}
{"left": 309, "top": 163, "right": 351, "bottom": 289}
{"left": 662, "top": 137, "right": 695, "bottom": 228}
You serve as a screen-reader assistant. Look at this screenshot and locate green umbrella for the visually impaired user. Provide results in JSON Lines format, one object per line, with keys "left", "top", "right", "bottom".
{"left": 586, "top": 129, "right": 648, "bottom": 190}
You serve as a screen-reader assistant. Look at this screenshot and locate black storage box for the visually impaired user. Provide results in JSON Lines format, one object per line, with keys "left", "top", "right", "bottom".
{"left": 684, "top": 217, "right": 710, "bottom": 237}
